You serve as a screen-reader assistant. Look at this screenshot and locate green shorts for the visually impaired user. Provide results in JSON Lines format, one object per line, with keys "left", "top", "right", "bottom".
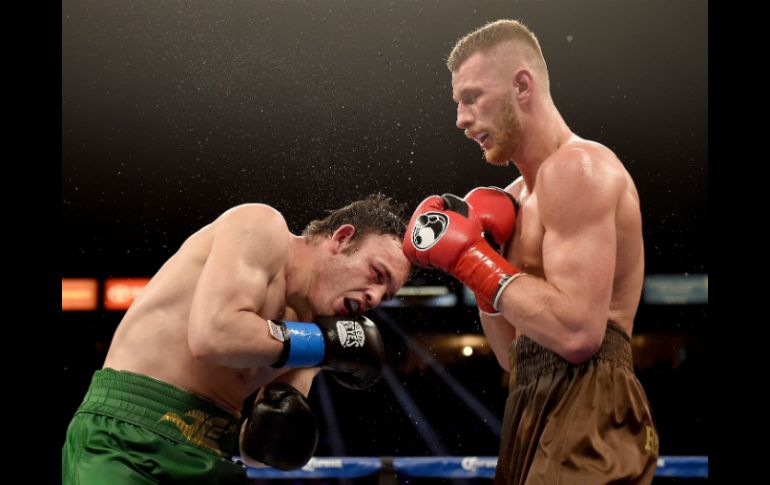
{"left": 62, "top": 368, "right": 247, "bottom": 484}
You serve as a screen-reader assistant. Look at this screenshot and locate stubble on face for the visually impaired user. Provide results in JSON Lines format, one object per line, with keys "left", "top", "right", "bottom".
{"left": 484, "top": 91, "right": 521, "bottom": 166}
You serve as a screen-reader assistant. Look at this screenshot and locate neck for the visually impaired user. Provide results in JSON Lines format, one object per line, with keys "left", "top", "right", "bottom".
{"left": 284, "top": 236, "right": 316, "bottom": 321}
{"left": 512, "top": 97, "right": 575, "bottom": 190}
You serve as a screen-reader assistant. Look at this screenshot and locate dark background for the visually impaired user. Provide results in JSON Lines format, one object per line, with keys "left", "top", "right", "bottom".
{"left": 61, "top": 0, "right": 708, "bottom": 476}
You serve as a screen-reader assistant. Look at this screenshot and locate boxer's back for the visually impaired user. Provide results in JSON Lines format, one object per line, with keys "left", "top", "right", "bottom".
{"left": 104, "top": 211, "right": 291, "bottom": 415}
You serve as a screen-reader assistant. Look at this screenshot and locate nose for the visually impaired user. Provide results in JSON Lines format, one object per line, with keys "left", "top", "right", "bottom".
{"left": 456, "top": 103, "right": 473, "bottom": 130}
{"left": 365, "top": 288, "right": 385, "bottom": 310}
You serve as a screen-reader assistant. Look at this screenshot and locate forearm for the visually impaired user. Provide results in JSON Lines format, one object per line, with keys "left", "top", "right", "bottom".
{"left": 478, "top": 312, "right": 517, "bottom": 371}
{"left": 189, "top": 311, "right": 283, "bottom": 369}
{"left": 270, "top": 367, "right": 320, "bottom": 397}
{"left": 497, "top": 275, "right": 606, "bottom": 364}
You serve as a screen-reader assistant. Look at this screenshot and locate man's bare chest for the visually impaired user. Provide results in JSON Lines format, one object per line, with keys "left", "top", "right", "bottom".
{"left": 503, "top": 193, "right": 545, "bottom": 276}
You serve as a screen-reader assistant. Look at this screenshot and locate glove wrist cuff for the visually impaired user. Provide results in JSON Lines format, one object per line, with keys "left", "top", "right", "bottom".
{"left": 491, "top": 272, "right": 527, "bottom": 311}
{"left": 268, "top": 320, "right": 325, "bottom": 368}
{"left": 453, "top": 242, "right": 520, "bottom": 304}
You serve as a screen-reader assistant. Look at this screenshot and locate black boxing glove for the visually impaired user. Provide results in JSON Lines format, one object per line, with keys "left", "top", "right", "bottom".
{"left": 240, "top": 383, "right": 319, "bottom": 471}
{"left": 268, "top": 315, "right": 386, "bottom": 390}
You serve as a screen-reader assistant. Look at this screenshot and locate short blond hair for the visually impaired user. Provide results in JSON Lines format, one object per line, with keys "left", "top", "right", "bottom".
{"left": 447, "top": 19, "right": 549, "bottom": 90}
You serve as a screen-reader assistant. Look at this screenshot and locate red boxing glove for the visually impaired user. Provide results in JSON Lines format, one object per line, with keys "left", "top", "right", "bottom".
{"left": 463, "top": 186, "right": 519, "bottom": 314}
{"left": 403, "top": 194, "right": 520, "bottom": 311}
{"left": 464, "top": 186, "right": 518, "bottom": 246}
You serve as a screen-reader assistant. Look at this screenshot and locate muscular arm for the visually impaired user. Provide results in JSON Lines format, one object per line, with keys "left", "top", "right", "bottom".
{"left": 188, "top": 204, "right": 289, "bottom": 369}
{"left": 497, "top": 152, "right": 620, "bottom": 363}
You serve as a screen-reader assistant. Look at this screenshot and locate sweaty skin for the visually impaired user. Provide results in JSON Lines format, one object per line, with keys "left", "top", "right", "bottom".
{"left": 452, "top": 47, "right": 644, "bottom": 368}
{"left": 482, "top": 139, "right": 644, "bottom": 370}
{"left": 104, "top": 204, "right": 409, "bottom": 415}
{"left": 441, "top": 23, "right": 656, "bottom": 484}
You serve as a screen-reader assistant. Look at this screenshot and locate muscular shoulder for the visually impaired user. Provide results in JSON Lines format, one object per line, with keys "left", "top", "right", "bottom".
{"left": 215, "top": 204, "right": 292, "bottom": 269}
{"left": 538, "top": 141, "right": 625, "bottom": 220}
{"left": 218, "top": 203, "right": 289, "bottom": 230}
{"left": 543, "top": 139, "right": 625, "bottom": 191}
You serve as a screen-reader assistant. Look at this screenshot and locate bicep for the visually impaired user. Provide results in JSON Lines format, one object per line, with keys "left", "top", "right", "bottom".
{"left": 539, "top": 158, "right": 621, "bottom": 326}
{"left": 541, "top": 212, "right": 616, "bottom": 319}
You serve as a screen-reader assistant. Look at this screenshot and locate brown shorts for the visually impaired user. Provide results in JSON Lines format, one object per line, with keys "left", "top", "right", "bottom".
{"left": 495, "top": 321, "right": 658, "bottom": 485}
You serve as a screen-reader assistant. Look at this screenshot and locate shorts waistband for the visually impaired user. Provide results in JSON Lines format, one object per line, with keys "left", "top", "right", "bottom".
{"left": 511, "top": 321, "right": 634, "bottom": 385}
{"left": 76, "top": 368, "right": 241, "bottom": 458}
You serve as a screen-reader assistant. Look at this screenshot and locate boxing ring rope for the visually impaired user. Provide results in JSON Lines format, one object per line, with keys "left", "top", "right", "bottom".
{"left": 239, "top": 456, "right": 708, "bottom": 479}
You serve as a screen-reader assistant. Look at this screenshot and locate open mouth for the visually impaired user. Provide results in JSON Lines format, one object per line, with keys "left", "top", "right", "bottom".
{"left": 344, "top": 298, "right": 361, "bottom": 315}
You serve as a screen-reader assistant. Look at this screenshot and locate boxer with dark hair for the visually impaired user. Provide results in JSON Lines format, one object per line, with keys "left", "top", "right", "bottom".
{"left": 62, "top": 194, "right": 412, "bottom": 484}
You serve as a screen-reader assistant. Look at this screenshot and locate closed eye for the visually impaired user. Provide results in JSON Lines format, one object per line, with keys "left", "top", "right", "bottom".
{"left": 372, "top": 266, "right": 394, "bottom": 301}
{"left": 461, "top": 90, "right": 481, "bottom": 105}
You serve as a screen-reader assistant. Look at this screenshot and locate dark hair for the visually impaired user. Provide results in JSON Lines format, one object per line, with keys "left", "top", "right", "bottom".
{"left": 302, "top": 193, "right": 408, "bottom": 253}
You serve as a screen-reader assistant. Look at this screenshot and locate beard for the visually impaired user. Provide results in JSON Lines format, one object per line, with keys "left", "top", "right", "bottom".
{"left": 484, "top": 93, "right": 521, "bottom": 166}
